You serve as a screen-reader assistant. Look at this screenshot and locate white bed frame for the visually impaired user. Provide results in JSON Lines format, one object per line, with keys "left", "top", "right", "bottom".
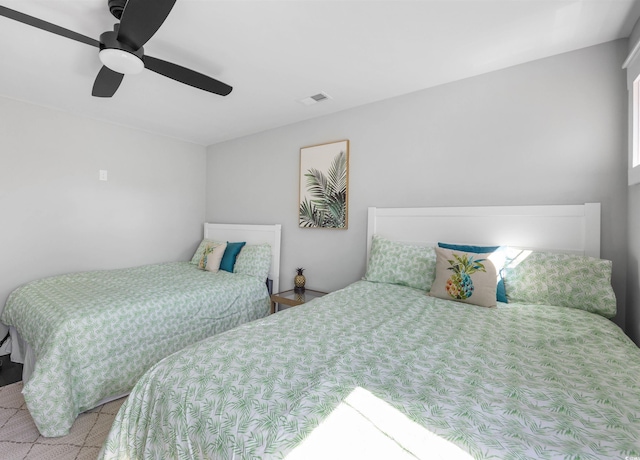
{"left": 367, "top": 203, "right": 601, "bottom": 262}
{"left": 204, "top": 223, "right": 282, "bottom": 294}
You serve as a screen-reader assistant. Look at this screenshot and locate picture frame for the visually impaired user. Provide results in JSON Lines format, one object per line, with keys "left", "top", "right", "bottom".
{"left": 299, "top": 140, "right": 349, "bottom": 229}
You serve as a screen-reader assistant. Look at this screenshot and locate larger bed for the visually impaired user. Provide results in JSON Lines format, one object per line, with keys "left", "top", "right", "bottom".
{"left": 99, "top": 204, "right": 640, "bottom": 459}
{"left": 0, "top": 222, "right": 281, "bottom": 437}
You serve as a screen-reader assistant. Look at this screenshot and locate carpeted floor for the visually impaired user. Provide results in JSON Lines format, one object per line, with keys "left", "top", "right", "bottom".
{"left": 0, "top": 382, "right": 124, "bottom": 460}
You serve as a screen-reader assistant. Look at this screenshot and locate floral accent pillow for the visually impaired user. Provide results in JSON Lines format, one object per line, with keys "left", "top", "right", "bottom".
{"left": 234, "top": 243, "right": 272, "bottom": 280}
{"left": 438, "top": 242, "right": 508, "bottom": 303}
{"left": 364, "top": 235, "right": 437, "bottom": 292}
{"left": 190, "top": 239, "right": 222, "bottom": 265}
{"left": 205, "top": 243, "right": 227, "bottom": 273}
{"left": 503, "top": 250, "right": 617, "bottom": 318}
{"left": 429, "top": 247, "right": 497, "bottom": 308}
{"left": 197, "top": 242, "right": 226, "bottom": 270}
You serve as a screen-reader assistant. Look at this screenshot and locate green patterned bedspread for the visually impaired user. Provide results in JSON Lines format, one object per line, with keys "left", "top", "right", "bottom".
{"left": 0, "top": 262, "right": 269, "bottom": 437}
{"left": 100, "top": 280, "right": 640, "bottom": 459}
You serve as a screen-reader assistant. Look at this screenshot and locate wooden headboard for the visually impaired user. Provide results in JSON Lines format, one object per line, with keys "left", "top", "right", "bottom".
{"left": 366, "top": 203, "right": 601, "bottom": 263}
{"left": 203, "top": 223, "right": 282, "bottom": 294}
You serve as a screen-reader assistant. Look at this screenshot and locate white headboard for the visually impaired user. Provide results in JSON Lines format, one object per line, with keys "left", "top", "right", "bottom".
{"left": 367, "top": 203, "right": 601, "bottom": 262}
{"left": 203, "top": 223, "right": 282, "bottom": 294}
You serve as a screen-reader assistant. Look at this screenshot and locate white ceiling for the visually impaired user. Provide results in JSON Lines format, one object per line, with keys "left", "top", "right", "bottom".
{"left": 1, "top": 0, "right": 639, "bottom": 146}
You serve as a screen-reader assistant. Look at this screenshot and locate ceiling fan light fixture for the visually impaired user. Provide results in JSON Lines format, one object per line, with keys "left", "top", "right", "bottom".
{"left": 99, "top": 48, "right": 144, "bottom": 75}
{"left": 0, "top": 4, "right": 232, "bottom": 97}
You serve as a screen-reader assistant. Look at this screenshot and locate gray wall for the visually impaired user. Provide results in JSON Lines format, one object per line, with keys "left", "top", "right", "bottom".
{"left": 0, "top": 96, "right": 207, "bottom": 311}
{"left": 628, "top": 187, "right": 640, "bottom": 343}
{"left": 207, "top": 40, "right": 630, "bottom": 331}
{"left": 627, "top": 18, "right": 640, "bottom": 345}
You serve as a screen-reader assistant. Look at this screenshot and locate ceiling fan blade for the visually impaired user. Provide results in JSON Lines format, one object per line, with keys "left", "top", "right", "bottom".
{"left": 0, "top": 6, "right": 99, "bottom": 48}
{"left": 144, "top": 55, "right": 232, "bottom": 96}
{"left": 92, "top": 66, "right": 125, "bottom": 98}
{"left": 117, "top": 0, "right": 176, "bottom": 50}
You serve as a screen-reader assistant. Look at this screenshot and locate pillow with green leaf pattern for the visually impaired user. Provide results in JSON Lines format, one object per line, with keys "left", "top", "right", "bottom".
{"left": 364, "top": 235, "right": 437, "bottom": 291}
{"left": 502, "top": 250, "right": 616, "bottom": 318}
{"left": 234, "top": 243, "right": 272, "bottom": 280}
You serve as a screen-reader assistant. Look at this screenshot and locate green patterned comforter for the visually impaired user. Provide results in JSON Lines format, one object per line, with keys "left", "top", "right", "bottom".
{"left": 0, "top": 262, "right": 269, "bottom": 437}
{"left": 100, "top": 280, "right": 640, "bottom": 459}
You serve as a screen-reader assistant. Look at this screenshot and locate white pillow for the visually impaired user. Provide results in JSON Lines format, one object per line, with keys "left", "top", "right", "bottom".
{"left": 191, "top": 239, "right": 221, "bottom": 265}
{"left": 205, "top": 243, "right": 227, "bottom": 273}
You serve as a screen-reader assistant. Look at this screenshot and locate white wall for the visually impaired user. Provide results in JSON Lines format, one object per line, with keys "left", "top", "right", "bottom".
{"left": 207, "top": 40, "right": 629, "bottom": 330}
{"left": 0, "top": 96, "right": 207, "bottom": 311}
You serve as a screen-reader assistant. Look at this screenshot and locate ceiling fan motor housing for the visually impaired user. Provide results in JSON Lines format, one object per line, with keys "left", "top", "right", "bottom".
{"left": 100, "top": 25, "right": 142, "bottom": 55}
{"left": 108, "top": 0, "right": 126, "bottom": 19}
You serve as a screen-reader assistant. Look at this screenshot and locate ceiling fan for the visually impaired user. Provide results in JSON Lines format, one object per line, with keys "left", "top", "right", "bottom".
{"left": 0, "top": 0, "right": 232, "bottom": 98}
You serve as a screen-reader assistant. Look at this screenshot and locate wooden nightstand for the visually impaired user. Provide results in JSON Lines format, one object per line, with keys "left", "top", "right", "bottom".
{"left": 270, "top": 289, "right": 327, "bottom": 314}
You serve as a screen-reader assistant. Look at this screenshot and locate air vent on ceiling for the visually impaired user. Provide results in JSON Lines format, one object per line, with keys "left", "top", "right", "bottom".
{"left": 298, "top": 91, "right": 332, "bottom": 106}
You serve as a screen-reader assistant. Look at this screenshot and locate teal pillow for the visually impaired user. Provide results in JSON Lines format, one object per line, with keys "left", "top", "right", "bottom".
{"left": 220, "top": 242, "right": 246, "bottom": 273}
{"left": 438, "top": 243, "right": 500, "bottom": 254}
{"left": 438, "top": 242, "right": 508, "bottom": 303}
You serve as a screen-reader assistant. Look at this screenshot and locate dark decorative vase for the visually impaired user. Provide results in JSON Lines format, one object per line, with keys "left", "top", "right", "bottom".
{"left": 294, "top": 267, "right": 306, "bottom": 292}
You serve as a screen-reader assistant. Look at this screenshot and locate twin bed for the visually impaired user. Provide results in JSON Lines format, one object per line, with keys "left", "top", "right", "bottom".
{"left": 96, "top": 203, "right": 640, "bottom": 459}
{"left": 0, "top": 222, "right": 281, "bottom": 437}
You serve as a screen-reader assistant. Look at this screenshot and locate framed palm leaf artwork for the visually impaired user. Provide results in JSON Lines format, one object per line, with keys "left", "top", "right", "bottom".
{"left": 299, "top": 140, "right": 349, "bottom": 229}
